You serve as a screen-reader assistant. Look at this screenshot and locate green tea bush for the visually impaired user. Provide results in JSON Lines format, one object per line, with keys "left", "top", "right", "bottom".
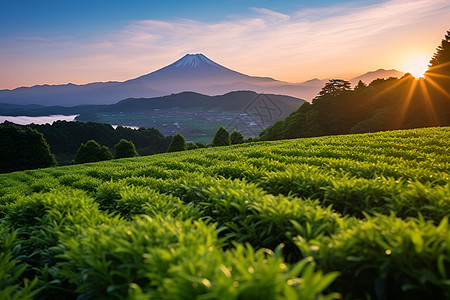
{"left": 200, "top": 180, "right": 341, "bottom": 261}
{"left": 58, "top": 215, "right": 338, "bottom": 300}
{"left": 309, "top": 213, "right": 450, "bottom": 299}
{"left": 2, "top": 189, "right": 113, "bottom": 297}
{"left": 0, "top": 227, "right": 38, "bottom": 300}
{"left": 0, "top": 126, "right": 449, "bottom": 299}
{"left": 95, "top": 182, "right": 200, "bottom": 219}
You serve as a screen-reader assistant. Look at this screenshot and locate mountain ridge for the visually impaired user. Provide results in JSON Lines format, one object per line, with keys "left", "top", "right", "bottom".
{"left": 0, "top": 90, "right": 303, "bottom": 118}
{"left": 0, "top": 53, "right": 405, "bottom": 105}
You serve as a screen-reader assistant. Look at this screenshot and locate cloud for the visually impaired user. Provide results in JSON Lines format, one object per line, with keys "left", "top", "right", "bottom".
{"left": 96, "top": 0, "right": 449, "bottom": 73}
{"left": 250, "top": 7, "right": 290, "bottom": 20}
{"left": 1, "top": 0, "right": 450, "bottom": 88}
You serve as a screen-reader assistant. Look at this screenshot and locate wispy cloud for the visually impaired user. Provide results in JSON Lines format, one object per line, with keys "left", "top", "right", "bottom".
{"left": 1, "top": 0, "right": 449, "bottom": 89}
{"left": 250, "top": 7, "right": 290, "bottom": 21}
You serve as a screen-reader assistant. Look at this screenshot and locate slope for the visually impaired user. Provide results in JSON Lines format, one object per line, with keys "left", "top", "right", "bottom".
{"left": 0, "top": 127, "right": 449, "bottom": 299}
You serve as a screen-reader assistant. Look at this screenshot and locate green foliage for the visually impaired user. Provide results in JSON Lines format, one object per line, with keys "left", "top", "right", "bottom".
{"left": 260, "top": 120, "right": 284, "bottom": 141}
{"left": 427, "top": 29, "right": 450, "bottom": 75}
{"left": 22, "top": 121, "right": 170, "bottom": 165}
{"left": 316, "top": 79, "right": 351, "bottom": 98}
{"left": 0, "top": 228, "right": 39, "bottom": 300}
{"left": 167, "top": 133, "right": 187, "bottom": 152}
{"left": 72, "top": 140, "right": 113, "bottom": 164}
{"left": 212, "top": 126, "right": 231, "bottom": 147}
{"left": 0, "top": 124, "right": 57, "bottom": 173}
{"left": 114, "top": 139, "right": 139, "bottom": 159}
{"left": 307, "top": 213, "right": 450, "bottom": 299}
{"left": 0, "top": 127, "right": 448, "bottom": 299}
{"left": 230, "top": 129, "right": 244, "bottom": 144}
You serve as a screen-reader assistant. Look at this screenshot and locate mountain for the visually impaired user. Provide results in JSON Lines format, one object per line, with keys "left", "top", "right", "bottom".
{"left": 126, "top": 54, "right": 276, "bottom": 89}
{"left": 349, "top": 69, "right": 405, "bottom": 86}
{"left": 0, "top": 54, "right": 280, "bottom": 106}
{"left": 0, "top": 54, "right": 405, "bottom": 106}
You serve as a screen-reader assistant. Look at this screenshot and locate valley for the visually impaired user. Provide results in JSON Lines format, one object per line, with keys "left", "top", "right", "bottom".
{"left": 91, "top": 108, "right": 263, "bottom": 142}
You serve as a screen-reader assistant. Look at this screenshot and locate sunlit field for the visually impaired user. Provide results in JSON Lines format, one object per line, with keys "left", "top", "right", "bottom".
{"left": 1, "top": 127, "right": 449, "bottom": 299}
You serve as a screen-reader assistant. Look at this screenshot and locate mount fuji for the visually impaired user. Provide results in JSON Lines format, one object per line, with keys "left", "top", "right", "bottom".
{"left": 123, "top": 54, "right": 278, "bottom": 96}
{"left": 0, "top": 54, "right": 404, "bottom": 106}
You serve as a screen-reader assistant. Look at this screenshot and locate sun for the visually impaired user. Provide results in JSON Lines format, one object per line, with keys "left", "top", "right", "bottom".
{"left": 404, "top": 56, "right": 429, "bottom": 78}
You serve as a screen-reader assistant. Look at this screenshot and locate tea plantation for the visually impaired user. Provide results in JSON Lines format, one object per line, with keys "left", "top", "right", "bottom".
{"left": 1, "top": 127, "right": 449, "bottom": 299}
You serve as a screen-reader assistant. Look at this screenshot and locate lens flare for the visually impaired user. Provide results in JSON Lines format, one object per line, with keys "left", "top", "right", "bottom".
{"left": 405, "top": 56, "right": 429, "bottom": 78}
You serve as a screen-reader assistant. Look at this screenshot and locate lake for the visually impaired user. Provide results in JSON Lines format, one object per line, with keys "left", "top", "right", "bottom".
{"left": 0, "top": 115, "right": 78, "bottom": 125}
{"left": 0, "top": 115, "right": 140, "bottom": 130}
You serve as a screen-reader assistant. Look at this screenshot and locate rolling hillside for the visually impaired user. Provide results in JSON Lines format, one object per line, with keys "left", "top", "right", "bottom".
{"left": 1, "top": 91, "right": 305, "bottom": 141}
{"left": 1, "top": 127, "right": 449, "bottom": 299}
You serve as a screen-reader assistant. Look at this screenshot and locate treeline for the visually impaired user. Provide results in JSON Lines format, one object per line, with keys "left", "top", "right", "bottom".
{"left": 261, "top": 29, "right": 450, "bottom": 140}
{"left": 0, "top": 121, "right": 170, "bottom": 168}
{"left": 0, "top": 120, "right": 248, "bottom": 173}
{"left": 0, "top": 125, "right": 57, "bottom": 173}
{"left": 27, "top": 121, "right": 171, "bottom": 165}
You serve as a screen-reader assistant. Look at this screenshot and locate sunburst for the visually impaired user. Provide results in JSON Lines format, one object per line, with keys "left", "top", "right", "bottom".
{"left": 404, "top": 56, "right": 429, "bottom": 78}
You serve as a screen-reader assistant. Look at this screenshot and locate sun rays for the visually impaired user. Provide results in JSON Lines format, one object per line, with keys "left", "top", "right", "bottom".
{"left": 367, "top": 61, "right": 449, "bottom": 129}
{"left": 404, "top": 56, "right": 430, "bottom": 78}
{"left": 396, "top": 77, "right": 418, "bottom": 128}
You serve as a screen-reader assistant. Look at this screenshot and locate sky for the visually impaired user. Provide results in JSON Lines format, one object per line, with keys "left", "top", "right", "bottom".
{"left": 0, "top": 0, "right": 449, "bottom": 90}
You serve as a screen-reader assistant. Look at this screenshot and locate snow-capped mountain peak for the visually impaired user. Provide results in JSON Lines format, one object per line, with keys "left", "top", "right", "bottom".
{"left": 170, "top": 53, "right": 220, "bottom": 68}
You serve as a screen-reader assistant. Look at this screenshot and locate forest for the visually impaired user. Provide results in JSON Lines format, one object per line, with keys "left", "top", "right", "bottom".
{"left": 0, "top": 121, "right": 171, "bottom": 167}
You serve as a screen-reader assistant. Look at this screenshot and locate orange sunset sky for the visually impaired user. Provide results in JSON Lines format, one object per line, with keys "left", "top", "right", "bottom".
{"left": 0, "top": 0, "right": 449, "bottom": 90}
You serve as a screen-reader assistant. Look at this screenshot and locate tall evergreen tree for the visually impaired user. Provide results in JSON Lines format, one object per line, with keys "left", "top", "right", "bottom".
{"left": 230, "top": 130, "right": 244, "bottom": 144}
{"left": 0, "top": 124, "right": 57, "bottom": 173}
{"left": 114, "top": 139, "right": 139, "bottom": 159}
{"left": 167, "top": 133, "right": 186, "bottom": 152}
{"left": 72, "top": 140, "right": 113, "bottom": 164}
{"left": 427, "top": 29, "right": 450, "bottom": 76}
{"left": 355, "top": 80, "right": 368, "bottom": 91}
{"left": 212, "top": 126, "right": 230, "bottom": 147}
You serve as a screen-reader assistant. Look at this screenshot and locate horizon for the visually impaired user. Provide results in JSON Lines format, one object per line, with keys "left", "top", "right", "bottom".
{"left": 0, "top": 52, "right": 404, "bottom": 91}
{"left": 1, "top": 0, "right": 449, "bottom": 90}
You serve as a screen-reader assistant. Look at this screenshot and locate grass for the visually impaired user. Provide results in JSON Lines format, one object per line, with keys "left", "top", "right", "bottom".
{"left": 0, "top": 126, "right": 449, "bottom": 299}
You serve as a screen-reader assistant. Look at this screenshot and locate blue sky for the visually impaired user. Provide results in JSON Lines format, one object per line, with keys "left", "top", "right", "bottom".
{"left": 1, "top": 0, "right": 449, "bottom": 89}
{"left": 1, "top": 0, "right": 369, "bottom": 37}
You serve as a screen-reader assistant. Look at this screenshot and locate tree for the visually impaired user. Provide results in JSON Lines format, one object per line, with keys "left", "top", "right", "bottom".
{"left": 316, "top": 79, "right": 351, "bottom": 98}
{"left": 230, "top": 130, "right": 244, "bottom": 144}
{"left": 260, "top": 120, "right": 284, "bottom": 141}
{"left": 427, "top": 29, "right": 450, "bottom": 76}
{"left": 354, "top": 80, "right": 367, "bottom": 91}
{"left": 167, "top": 133, "right": 186, "bottom": 152}
{"left": 72, "top": 140, "right": 113, "bottom": 164}
{"left": 0, "top": 123, "right": 57, "bottom": 173}
{"left": 114, "top": 139, "right": 139, "bottom": 159}
{"left": 212, "top": 126, "right": 230, "bottom": 146}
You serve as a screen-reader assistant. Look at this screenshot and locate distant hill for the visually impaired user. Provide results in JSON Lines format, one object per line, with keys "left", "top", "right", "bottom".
{"left": 0, "top": 53, "right": 404, "bottom": 105}
{"left": 96, "top": 91, "right": 302, "bottom": 114}
{"left": 0, "top": 91, "right": 303, "bottom": 117}
{"left": 1, "top": 91, "right": 305, "bottom": 141}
